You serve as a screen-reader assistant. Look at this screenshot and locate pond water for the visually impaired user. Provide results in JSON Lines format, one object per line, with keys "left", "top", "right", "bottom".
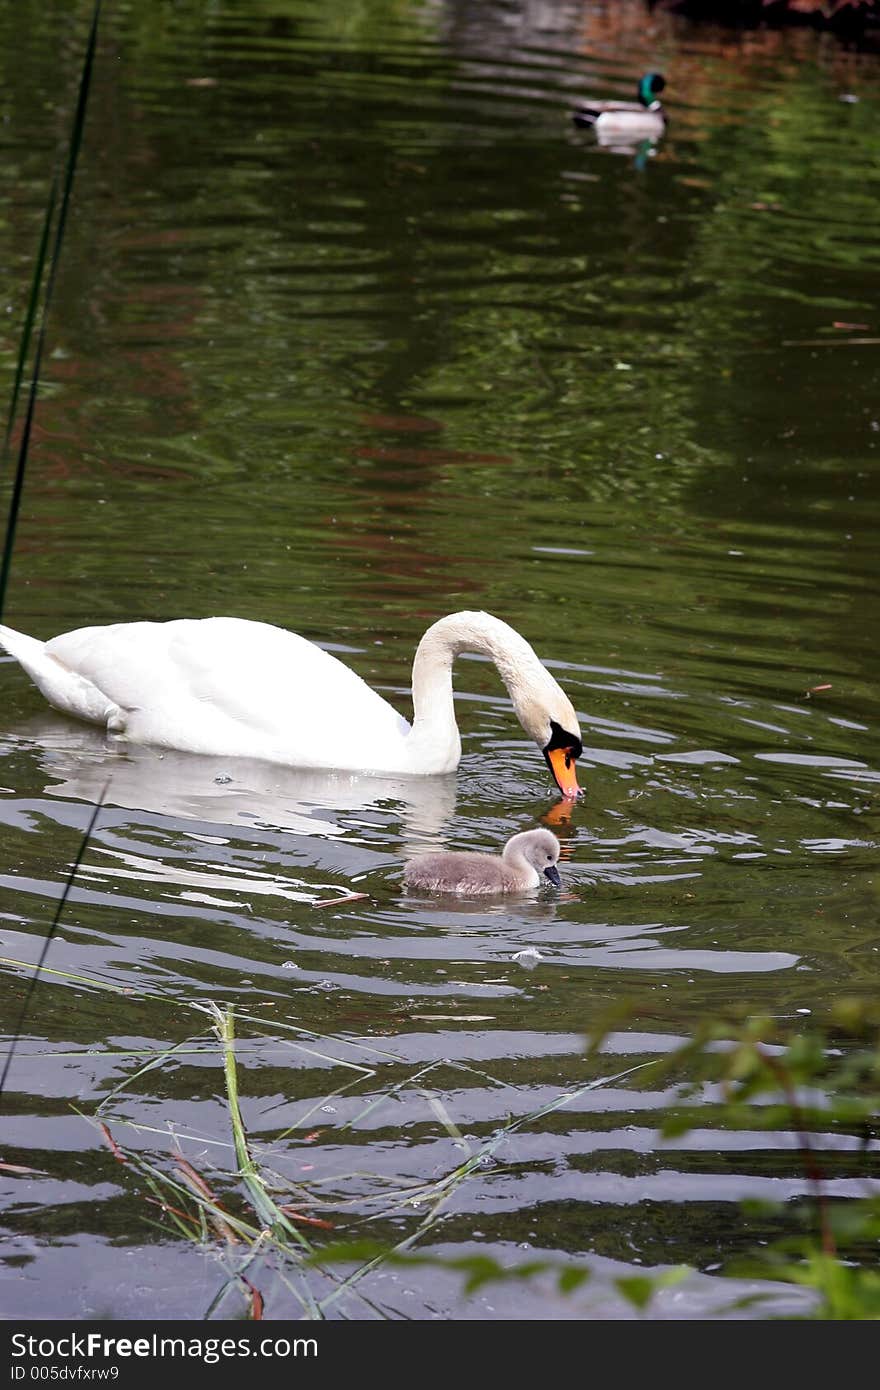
{"left": 0, "top": 0, "right": 878, "bottom": 1320}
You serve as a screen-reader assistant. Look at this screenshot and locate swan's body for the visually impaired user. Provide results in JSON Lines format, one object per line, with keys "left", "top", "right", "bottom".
{"left": 0, "top": 611, "right": 583, "bottom": 793}
{"left": 403, "top": 828, "right": 561, "bottom": 895}
{"left": 573, "top": 71, "right": 666, "bottom": 143}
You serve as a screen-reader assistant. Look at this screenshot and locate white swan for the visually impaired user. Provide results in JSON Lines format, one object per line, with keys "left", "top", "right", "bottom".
{"left": 403, "top": 827, "right": 562, "bottom": 895}
{"left": 0, "top": 611, "right": 583, "bottom": 795}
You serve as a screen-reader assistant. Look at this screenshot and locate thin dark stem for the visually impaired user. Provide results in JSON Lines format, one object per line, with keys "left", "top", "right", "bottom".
{"left": 0, "top": 335, "right": 49, "bottom": 615}
{"left": 759, "top": 1046, "right": 836, "bottom": 1259}
{"left": 2, "top": 178, "right": 57, "bottom": 462}
{"left": 0, "top": 783, "right": 109, "bottom": 1105}
{"left": 0, "top": 0, "right": 101, "bottom": 620}
{"left": 43, "top": 1, "right": 102, "bottom": 314}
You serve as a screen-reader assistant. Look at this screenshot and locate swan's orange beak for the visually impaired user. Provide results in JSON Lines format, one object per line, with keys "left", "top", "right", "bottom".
{"left": 545, "top": 744, "right": 580, "bottom": 799}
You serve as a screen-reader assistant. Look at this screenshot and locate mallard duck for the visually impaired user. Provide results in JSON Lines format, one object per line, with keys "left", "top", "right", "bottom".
{"left": 0, "top": 610, "right": 583, "bottom": 795}
{"left": 572, "top": 72, "right": 666, "bottom": 143}
{"left": 403, "top": 828, "right": 562, "bottom": 895}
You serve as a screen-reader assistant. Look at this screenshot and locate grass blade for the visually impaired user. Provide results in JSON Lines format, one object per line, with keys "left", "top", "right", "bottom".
{"left": 0, "top": 783, "right": 108, "bottom": 1103}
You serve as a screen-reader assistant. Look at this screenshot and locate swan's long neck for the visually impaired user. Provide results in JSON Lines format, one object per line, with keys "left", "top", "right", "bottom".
{"left": 406, "top": 612, "right": 549, "bottom": 772}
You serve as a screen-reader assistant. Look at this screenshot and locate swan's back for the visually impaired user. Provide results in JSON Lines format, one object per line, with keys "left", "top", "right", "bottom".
{"left": 40, "top": 618, "right": 410, "bottom": 767}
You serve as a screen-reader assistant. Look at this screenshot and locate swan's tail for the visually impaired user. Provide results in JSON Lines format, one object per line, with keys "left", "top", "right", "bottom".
{"left": 0, "top": 622, "right": 48, "bottom": 669}
{"left": 0, "top": 622, "right": 120, "bottom": 728}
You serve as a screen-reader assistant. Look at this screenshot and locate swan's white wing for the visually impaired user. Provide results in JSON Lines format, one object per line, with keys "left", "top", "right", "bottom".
{"left": 44, "top": 617, "right": 411, "bottom": 769}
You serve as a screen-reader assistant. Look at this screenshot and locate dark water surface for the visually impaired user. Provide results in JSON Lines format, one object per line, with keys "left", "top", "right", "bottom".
{"left": 0, "top": 0, "right": 878, "bottom": 1319}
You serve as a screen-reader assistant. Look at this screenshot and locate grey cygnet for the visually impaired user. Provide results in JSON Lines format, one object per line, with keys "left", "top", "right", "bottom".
{"left": 403, "top": 828, "right": 561, "bottom": 896}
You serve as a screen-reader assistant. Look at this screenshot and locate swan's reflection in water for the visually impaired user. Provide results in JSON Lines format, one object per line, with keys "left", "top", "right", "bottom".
{"left": 2, "top": 720, "right": 588, "bottom": 924}
{"left": 4, "top": 715, "right": 456, "bottom": 839}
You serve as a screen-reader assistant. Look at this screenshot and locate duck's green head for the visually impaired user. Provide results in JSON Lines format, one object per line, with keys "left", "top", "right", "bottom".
{"left": 638, "top": 72, "right": 666, "bottom": 108}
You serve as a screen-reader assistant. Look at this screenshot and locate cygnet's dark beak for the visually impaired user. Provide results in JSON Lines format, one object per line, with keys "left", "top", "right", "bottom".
{"left": 543, "top": 864, "right": 562, "bottom": 888}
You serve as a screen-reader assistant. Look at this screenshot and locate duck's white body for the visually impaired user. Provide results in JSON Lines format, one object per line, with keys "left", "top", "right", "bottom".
{"left": 0, "top": 611, "right": 582, "bottom": 785}
{"left": 590, "top": 107, "right": 665, "bottom": 144}
{"left": 572, "top": 72, "right": 667, "bottom": 147}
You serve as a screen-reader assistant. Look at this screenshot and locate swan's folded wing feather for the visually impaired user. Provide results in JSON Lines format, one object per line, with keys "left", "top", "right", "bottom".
{"left": 44, "top": 617, "right": 411, "bottom": 761}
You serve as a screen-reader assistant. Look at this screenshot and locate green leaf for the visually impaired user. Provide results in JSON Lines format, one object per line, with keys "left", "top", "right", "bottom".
{"left": 558, "top": 1267, "right": 591, "bottom": 1294}
{"left": 615, "top": 1275, "right": 655, "bottom": 1311}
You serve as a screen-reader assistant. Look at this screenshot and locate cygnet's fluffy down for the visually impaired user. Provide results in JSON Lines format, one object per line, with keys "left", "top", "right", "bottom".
{"left": 403, "top": 828, "right": 561, "bottom": 896}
